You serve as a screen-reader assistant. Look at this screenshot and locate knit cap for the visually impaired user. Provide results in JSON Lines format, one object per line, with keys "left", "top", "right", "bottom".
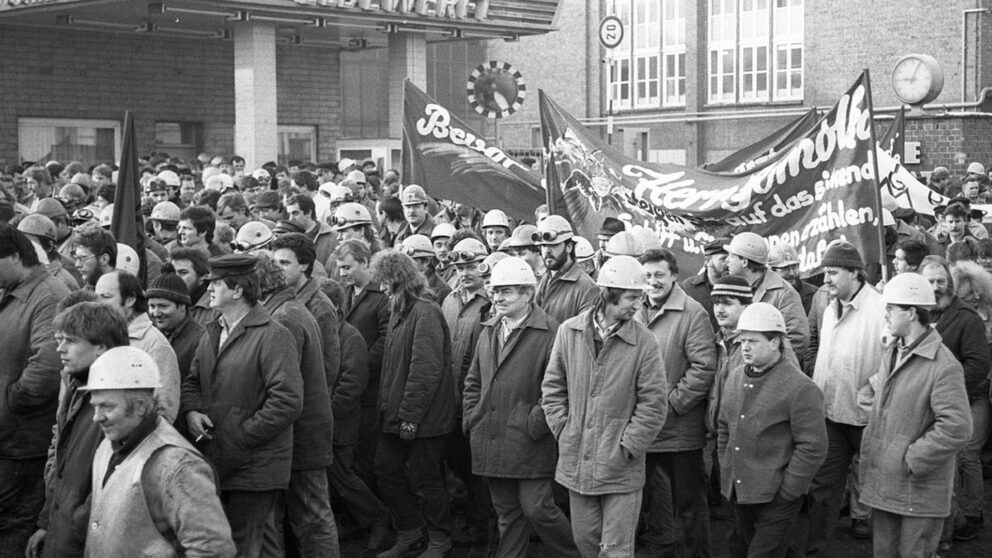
{"left": 820, "top": 241, "right": 863, "bottom": 271}
{"left": 711, "top": 275, "right": 753, "bottom": 302}
{"left": 146, "top": 272, "right": 191, "bottom": 306}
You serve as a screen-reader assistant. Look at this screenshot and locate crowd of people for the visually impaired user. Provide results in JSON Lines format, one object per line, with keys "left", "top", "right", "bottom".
{"left": 0, "top": 152, "right": 991, "bottom": 558}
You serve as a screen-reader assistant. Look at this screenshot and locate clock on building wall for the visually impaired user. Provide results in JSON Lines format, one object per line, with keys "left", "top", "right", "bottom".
{"left": 467, "top": 61, "right": 526, "bottom": 119}
{"left": 891, "top": 54, "right": 944, "bottom": 105}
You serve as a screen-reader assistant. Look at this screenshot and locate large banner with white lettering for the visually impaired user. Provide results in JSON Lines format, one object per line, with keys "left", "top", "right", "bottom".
{"left": 705, "top": 107, "right": 819, "bottom": 174}
{"left": 402, "top": 80, "right": 545, "bottom": 222}
{"left": 541, "top": 71, "right": 885, "bottom": 279}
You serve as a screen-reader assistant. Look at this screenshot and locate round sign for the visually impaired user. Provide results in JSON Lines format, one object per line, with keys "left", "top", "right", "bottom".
{"left": 599, "top": 15, "right": 624, "bottom": 49}
{"left": 467, "top": 61, "right": 526, "bottom": 119}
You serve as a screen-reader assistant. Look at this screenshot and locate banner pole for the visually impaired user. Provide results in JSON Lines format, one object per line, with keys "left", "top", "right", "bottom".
{"left": 863, "top": 69, "right": 889, "bottom": 284}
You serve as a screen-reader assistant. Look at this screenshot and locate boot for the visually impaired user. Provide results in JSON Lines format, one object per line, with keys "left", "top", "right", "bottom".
{"left": 416, "top": 529, "right": 452, "bottom": 558}
{"left": 377, "top": 527, "right": 425, "bottom": 558}
{"left": 367, "top": 514, "right": 393, "bottom": 551}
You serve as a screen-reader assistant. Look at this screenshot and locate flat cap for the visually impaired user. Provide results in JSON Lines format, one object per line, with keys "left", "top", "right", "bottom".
{"left": 205, "top": 254, "right": 258, "bottom": 280}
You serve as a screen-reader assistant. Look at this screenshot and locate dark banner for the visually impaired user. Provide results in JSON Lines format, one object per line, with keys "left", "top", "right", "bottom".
{"left": 402, "top": 80, "right": 545, "bottom": 223}
{"left": 878, "top": 107, "right": 905, "bottom": 161}
{"left": 110, "top": 111, "right": 147, "bottom": 286}
{"left": 540, "top": 71, "right": 884, "bottom": 279}
{"left": 705, "top": 107, "right": 819, "bottom": 174}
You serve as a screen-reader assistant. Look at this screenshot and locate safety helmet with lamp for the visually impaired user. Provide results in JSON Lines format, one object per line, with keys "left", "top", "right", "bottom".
{"left": 331, "top": 203, "right": 373, "bottom": 231}
{"left": 150, "top": 201, "right": 181, "bottom": 223}
{"left": 532, "top": 215, "right": 574, "bottom": 245}
{"left": 431, "top": 223, "right": 457, "bottom": 240}
{"left": 234, "top": 221, "right": 275, "bottom": 252}
{"left": 401, "top": 235, "right": 435, "bottom": 258}
{"left": 596, "top": 255, "right": 647, "bottom": 290}
{"left": 478, "top": 252, "right": 509, "bottom": 276}
{"left": 80, "top": 346, "right": 161, "bottom": 391}
{"left": 157, "top": 170, "right": 180, "bottom": 187}
{"left": 448, "top": 238, "right": 488, "bottom": 263}
{"left": 482, "top": 209, "right": 511, "bottom": 230}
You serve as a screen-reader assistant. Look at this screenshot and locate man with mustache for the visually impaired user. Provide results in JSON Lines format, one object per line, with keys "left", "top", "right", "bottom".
{"left": 533, "top": 215, "right": 598, "bottom": 323}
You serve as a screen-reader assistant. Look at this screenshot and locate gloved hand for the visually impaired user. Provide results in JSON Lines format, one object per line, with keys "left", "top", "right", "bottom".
{"left": 399, "top": 421, "right": 418, "bottom": 442}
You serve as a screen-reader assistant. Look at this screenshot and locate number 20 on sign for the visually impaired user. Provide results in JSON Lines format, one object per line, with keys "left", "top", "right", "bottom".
{"left": 599, "top": 15, "right": 624, "bottom": 49}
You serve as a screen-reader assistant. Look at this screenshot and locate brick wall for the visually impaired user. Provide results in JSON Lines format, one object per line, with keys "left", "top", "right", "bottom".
{"left": 905, "top": 115, "right": 992, "bottom": 173}
{"left": 0, "top": 24, "right": 340, "bottom": 166}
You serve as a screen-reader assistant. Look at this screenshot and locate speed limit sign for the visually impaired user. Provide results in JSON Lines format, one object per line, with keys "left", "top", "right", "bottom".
{"left": 599, "top": 15, "right": 624, "bottom": 49}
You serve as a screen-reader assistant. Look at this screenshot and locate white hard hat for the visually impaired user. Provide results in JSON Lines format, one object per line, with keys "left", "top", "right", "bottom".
{"left": 882, "top": 271, "right": 937, "bottom": 306}
{"left": 431, "top": 222, "right": 457, "bottom": 240}
{"left": 327, "top": 185, "right": 354, "bottom": 204}
{"left": 533, "top": 215, "right": 574, "bottom": 245}
{"left": 252, "top": 168, "right": 272, "bottom": 181}
{"left": 318, "top": 181, "right": 338, "bottom": 195}
{"left": 337, "top": 158, "right": 357, "bottom": 173}
{"left": 17, "top": 214, "right": 57, "bottom": 242}
{"left": 346, "top": 169, "right": 367, "bottom": 184}
{"left": 402, "top": 234, "right": 435, "bottom": 258}
{"left": 573, "top": 236, "right": 595, "bottom": 262}
{"left": 100, "top": 204, "right": 115, "bottom": 228}
{"left": 478, "top": 251, "right": 509, "bottom": 276}
{"left": 116, "top": 243, "right": 140, "bottom": 275}
{"left": 150, "top": 201, "right": 181, "bottom": 223}
{"left": 157, "top": 170, "right": 180, "bottom": 187}
{"left": 205, "top": 173, "right": 234, "bottom": 192}
{"left": 767, "top": 244, "right": 800, "bottom": 268}
{"left": 737, "top": 302, "right": 787, "bottom": 334}
{"left": 597, "top": 255, "right": 647, "bottom": 290}
{"left": 882, "top": 209, "right": 895, "bottom": 227}
{"left": 400, "top": 184, "right": 430, "bottom": 206}
{"left": 332, "top": 203, "right": 373, "bottom": 231}
{"left": 80, "top": 346, "right": 161, "bottom": 391}
{"left": 604, "top": 231, "right": 643, "bottom": 257}
{"left": 967, "top": 162, "right": 987, "bottom": 175}
{"left": 482, "top": 209, "right": 511, "bottom": 230}
{"left": 449, "top": 238, "right": 488, "bottom": 263}
{"left": 724, "top": 232, "right": 769, "bottom": 265}
{"left": 235, "top": 221, "right": 275, "bottom": 251}
{"left": 489, "top": 256, "right": 537, "bottom": 287}
{"left": 630, "top": 226, "right": 662, "bottom": 252}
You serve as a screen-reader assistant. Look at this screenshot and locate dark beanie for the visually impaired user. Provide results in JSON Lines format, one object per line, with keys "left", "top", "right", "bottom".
{"left": 599, "top": 217, "right": 626, "bottom": 237}
{"left": 146, "top": 272, "right": 191, "bottom": 306}
{"left": 821, "top": 241, "right": 863, "bottom": 270}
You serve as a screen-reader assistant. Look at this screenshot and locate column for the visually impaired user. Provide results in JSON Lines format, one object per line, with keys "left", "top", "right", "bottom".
{"left": 683, "top": 0, "right": 708, "bottom": 167}
{"left": 233, "top": 23, "right": 278, "bottom": 169}
{"left": 388, "top": 32, "right": 427, "bottom": 139}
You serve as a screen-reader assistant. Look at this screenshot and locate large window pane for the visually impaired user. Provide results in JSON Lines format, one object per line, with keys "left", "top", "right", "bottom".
{"left": 18, "top": 118, "right": 120, "bottom": 165}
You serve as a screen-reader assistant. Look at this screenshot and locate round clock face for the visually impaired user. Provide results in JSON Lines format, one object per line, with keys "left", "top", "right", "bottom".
{"left": 892, "top": 54, "right": 944, "bottom": 105}
{"left": 467, "top": 61, "right": 526, "bottom": 119}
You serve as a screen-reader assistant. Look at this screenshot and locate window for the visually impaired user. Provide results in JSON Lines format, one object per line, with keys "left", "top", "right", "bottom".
{"left": 607, "top": 0, "right": 686, "bottom": 111}
{"left": 341, "top": 49, "right": 389, "bottom": 139}
{"left": 708, "top": 0, "right": 803, "bottom": 104}
{"left": 278, "top": 126, "right": 316, "bottom": 166}
{"left": 155, "top": 122, "right": 202, "bottom": 163}
{"left": 18, "top": 118, "right": 120, "bottom": 165}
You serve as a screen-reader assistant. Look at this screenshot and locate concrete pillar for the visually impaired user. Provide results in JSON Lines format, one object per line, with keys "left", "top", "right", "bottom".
{"left": 233, "top": 23, "right": 278, "bottom": 168}
{"left": 683, "top": 0, "right": 708, "bottom": 167}
{"left": 388, "top": 32, "right": 427, "bottom": 139}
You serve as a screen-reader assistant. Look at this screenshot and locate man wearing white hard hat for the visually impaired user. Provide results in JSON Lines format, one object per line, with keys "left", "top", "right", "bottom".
{"left": 463, "top": 257, "right": 579, "bottom": 558}
{"left": 725, "top": 232, "right": 809, "bottom": 357}
{"left": 542, "top": 255, "right": 668, "bottom": 558}
{"left": 94, "top": 270, "right": 181, "bottom": 424}
{"left": 532, "top": 215, "right": 598, "bottom": 323}
{"left": 402, "top": 234, "right": 451, "bottom": 303}
{"left": 332, "top": 202, "right": 382, "bottom": 253}
{"left": 859, "top": 273, "right": 972, "bottom": 558}
{"left": 150, "top": 201, "right": 181, "bottom": 246}
{"left": 81, "top": 347, "right": 236, "bottom": 557}
{"left": 718, "top": 303, "right": 827, "bottom": 558}
{"left": 767, "top": 243, "right": 817, "bottom": 315}
{"left": 572, "top": 236, "right": 597, "bottom": 277}
{"left": 481, "top": 209, "right": 511, "bottom": 252}
{"left": 394, "top": 185, "right": 436, "bottom": 248}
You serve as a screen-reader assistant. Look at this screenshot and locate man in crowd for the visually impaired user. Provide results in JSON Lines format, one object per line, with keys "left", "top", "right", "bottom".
{"left": 286, "top": 193, "right": 336, "bottom": 269}
{"left": 0, "top": 225, "right": 71, "bottom": 555}
{"left": 394, "top": 185, "right": 436, "bottom": 247}
{"left": 81, "top": 347, "right": 236, "bottom": 557}
{"left": 892, "top": 239, "right": 929, "bottom": 275}
{"left": 73, "top": 225, "right": 116, "bottom": 288}
{"left": 682, "top": 238, "right": 730, "bottom": 332}
{"left": 724, "top": 232, "right": 809, "bottom": 356}
{"left": 502, "top": 224, "right": 545, "bottom": 280}
{"left": 27, "top": 302, "right": 129, "bottom": 558}
{"left": 377, "top": 196, "right": 405, "bottom": 248}
{"left": 149, "top": 201, "right": 181, "bottom": 247}
{"left": 180, "top": 254, "right": 304, "bottom": 556}
{"left": 533, "top": 215, "right": 598, "bottom": 323}
{"left": 251, "top": 191, "right": 286, "bottom": 223}
{"left": 594, "top": 217, "right": 626, "bottom": 271}
{"left": 859, "top": 272, "right": 973, "bottom": 558}
{"left": 718, "top": 303, "right": 827, "bottom": 557}
{"left": 804, "top": 242, "right": 886, "bottom": 555}
{"left": 542, "top": 255, "right": 668, "bottom": 558}
{"left": 147, "top": 269, "right": 205, "bottom": 382}
{"left": 636, "top": 248, "right": 717, "bottom": 557}
{"left": 177, "top": 205, "right": 225, "bottom": 257}
{"left": 463, "top": 257, "right": 579, "bottom": 558}
{"left": 94, "top": 270, "right": 181, "bottom": 423}
{"left": 706, "top": 276, "right": 754, "bottom": 437}
{"left": 481, "top": 209, "right": 511, "bottom": 252}
{"left": 403, "top": 234, "right": 452, "bottom": 302}
{"left": 168, "top": 247, "right": 215, "bottom": 325}
{"left": 767, "top": 244, "right": 817, "bottom": 315}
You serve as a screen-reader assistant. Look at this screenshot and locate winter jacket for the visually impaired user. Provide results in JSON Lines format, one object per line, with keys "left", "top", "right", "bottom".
{"left": 0, "top": 266, "right": 70, "bottom": 459}
{"left": 307, "top": 221, "right": 338, "bottom": 273}
{"left": 542, "top": 309, "right": 669, "bottom": 495}
{"left": 441, "top": 286, "right": 489, "bottom": 415}
{"left": 682, "top": 271, "right": 718, "bottom": 333}
{"left": 297, "top": 277, "right": 341, "bottom": 392}
{"left": 393, "top": 215, "right": 437, "bottom": 248}
{"left": 179, "top": 303, "right": 304, "bottom": 491}
{"left": 162, "top": 314, "right": 205, "bottom": 384}
{"left": 752, "top": 270, "right": 810, "bottom": 358}
{"left": 263, "top": 288, "right": 333, "bottom": 470}
{"left": 333, "top": 321, "right": 369, "bottom": 446}
{"left": 128, "top": 313, "right": 181, "bottom": 423}
{"left": 378, "top": 297, "right": 456, "bottom": 437}
{"left": 464, "top": 305, "right": 561, "bottom": 479}
{"left": 859, "top": 328, "right": 973, "bottom": 517}
{"left": 718, "top": 355, "right": 827, "bottom": 504}
{"left": 535, "top": 261, "right": 599, "bottom": 323}
{"left": 636, "top": 286, "right": 717, "bottom": 452}
{"left": 344, "top": 283, "right": 390, "bottom": 407}
{"left": 933, "top": 296, "right": 991, "bottom": 400}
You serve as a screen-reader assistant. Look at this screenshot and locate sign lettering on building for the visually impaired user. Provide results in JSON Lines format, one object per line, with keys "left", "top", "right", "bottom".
{"left": 293, "top": 0, "right": 490, "bottom": 20}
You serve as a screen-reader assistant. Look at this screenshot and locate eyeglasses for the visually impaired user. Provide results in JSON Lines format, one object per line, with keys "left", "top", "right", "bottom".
{"left": 74, "top": 253, "right": 96, "bottom": 263}
{"left": 446, "top": 251, "right": 484, "bottom": 263}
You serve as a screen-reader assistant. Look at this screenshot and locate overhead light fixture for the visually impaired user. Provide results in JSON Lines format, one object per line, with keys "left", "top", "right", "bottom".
{"left": 55, "top": 15, "right": 140, "bottom": 30}
{"left": 228, "top": 9, "right": 321, "bottom": 26}
{"left": 147, "top": 2, "right": 234, "bottom": 19}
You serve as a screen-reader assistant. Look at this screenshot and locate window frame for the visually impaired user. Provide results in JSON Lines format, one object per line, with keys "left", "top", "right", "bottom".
{"left": 17, "top": 117, "right": 122, "bottom": 165}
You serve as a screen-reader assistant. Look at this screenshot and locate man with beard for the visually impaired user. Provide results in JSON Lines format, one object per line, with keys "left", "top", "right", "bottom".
{"left": 147, "top": 269, "right": 205, "bottom": 382}
{"left": 169, "top": 247, "right": 214, "bottom": 325}
{"left": 768, "top": 244, "right": 818, "bottom": 315}
{"left": 440, "top": 237, "right": 494, "bottom": 546}
{"left": 533, "top": 215, "right": 598, "bottom": 323}
{"left": 73, "top": 225, "right": 116, "bottom": 288}
{"left": 682, "top": 238, "right": 731, "bottom": 333}
{"left": 919, "top": 256, "right": 991, "bottom": 549}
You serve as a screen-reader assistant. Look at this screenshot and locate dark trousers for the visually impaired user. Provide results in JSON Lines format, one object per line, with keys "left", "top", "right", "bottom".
{"left": 375, "top": 432, "right": 452, "bottom": 535}
{"left": 444, "top": 430, "right": 493, "bottom": 530}
{"left": 328, "top": 444, "right": 387, "bottom": 527}
{"left": 355, "top": 404, "right": 379, "bottom": 490}
{"left": 222, "top": 489, "right": 280, "bottom": 558}
{"left": 641, "top": 450, "right": 712, "bottom": 557}
{"left": 805, "top": 420, "right": 863, "bottom": 557}
{"left": 0, "top": 457, "right": 46, "bottom": 558}
{"left": 729, "top": 493, "right": 805, "bottom": 558}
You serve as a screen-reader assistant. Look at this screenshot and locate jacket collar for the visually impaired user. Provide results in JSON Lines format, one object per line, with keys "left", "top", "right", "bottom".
{"left": 482, "top": 303, "right": 553, "bottom": 331}
{"left": 128, "top": 313, "right": 155, "bottom": 340}
{"left": 896, "top": 327, "right": 944, "bottom": 363}
{"left": 263, "top": 287, "right": 297, "bottom": 312}
{"left": 568, "top": 307, "right": 639, "bottom": 346}
{"left": 6, "top": 266, "right": 49, "bottom": 302}
{"left": 686, "top": 272, "right": 708, "bottom": 287}
{"left": 547, "top": 261, "right": 584, "bottom": 283}
{"left": 296, "top": 277, "right": 321, "bottom": 306}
